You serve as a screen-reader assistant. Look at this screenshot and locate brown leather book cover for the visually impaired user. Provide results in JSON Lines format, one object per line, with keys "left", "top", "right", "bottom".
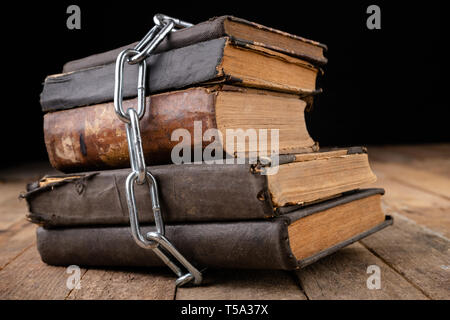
{"left": 35, "top": 189, "right": 392, "bottom": 270}
{"left": 43, "top": 85, "right": 318, "bottom": 172}
{"left": 63, "top": 15, "right": 327, "bottom": 73}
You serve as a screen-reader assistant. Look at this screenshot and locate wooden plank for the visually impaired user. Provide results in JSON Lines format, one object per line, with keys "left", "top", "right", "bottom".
{"left": 369, "top": 159, "right": 450, "bottom": 200}
{"left": 369, "top": 145, "right": 450, "bottom": 179}
{"left": 67, "top": 267, "right": 176, "bottom": 300}
{"left": 360, "top": 213, "right": 450, "bottom": 300}
{"left": 176, "top": 269, "right": 306, "bottom": 300}
{"left": 296, "top": 242, "right": 428, "bottom": 300}
{"left": 0, "top": 180, "right": 38, "bottom": 270}
{"left": 370, "top": 171, "right": 450, "bottom": 238}
{"left": 0, "top": 245, "right": 86, "bottom": 299}
{"left": 371, "top": 144, "right": 450, "bottom": 162}
{"left": 0, "top": 181, "right": 29, "bottom": 230}
{"left": 0, "top": 219, "right": 36, "bottom": 270}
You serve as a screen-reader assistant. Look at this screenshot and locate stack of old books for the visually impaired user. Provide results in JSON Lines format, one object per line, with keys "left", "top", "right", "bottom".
{"left": 23, "top": 16, "right": 392, "bottom": 273}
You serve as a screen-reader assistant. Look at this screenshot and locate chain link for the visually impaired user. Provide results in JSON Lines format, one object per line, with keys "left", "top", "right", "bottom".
{"left": 129, "top": 21, "right": 175, "bottom": 65}
{"left": 114, "top": 49, "right": 146, "bottom": 123}
{"left": 113, "top": 14, "right": 201, "bottom": 286}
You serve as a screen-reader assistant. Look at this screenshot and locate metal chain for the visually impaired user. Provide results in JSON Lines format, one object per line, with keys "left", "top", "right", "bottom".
{"left": 113, "top": 14, "right": 202, "bottom": 287}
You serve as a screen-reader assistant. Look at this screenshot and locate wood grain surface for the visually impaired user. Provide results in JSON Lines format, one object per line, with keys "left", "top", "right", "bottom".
{"left": 0, "top": 144, "right": 449, "bottom": 299}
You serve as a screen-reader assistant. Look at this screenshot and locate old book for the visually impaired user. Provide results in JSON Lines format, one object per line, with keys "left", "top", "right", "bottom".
{"left": 44, "top": 85, "right": 318, "bottom": 172}
{"left": 35, "top": 189, "right": 392, "bottom": 269}
{"left": 63, "top": 15, "right": 327, "bottom": 73}
{"left": 40, "top": 37, "right": 321, "bottom": 112}
{"left": 22, "top": 148, "right": 377, "bottom": 227}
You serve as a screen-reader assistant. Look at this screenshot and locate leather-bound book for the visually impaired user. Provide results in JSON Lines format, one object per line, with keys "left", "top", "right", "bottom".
{"left": 63, "top": 16, "right": 327, "bottom": 73}
{"left": 43, "top": 86, "right": 318, "bottom": 172}
{"left": 40, "top": 37, "right": 322, "bottom": 112}
{"left": 22, "top": 148, "right": 377, "bottom": 226}
{"left": 35, "top": 189, "right": 392, "bottom": 270}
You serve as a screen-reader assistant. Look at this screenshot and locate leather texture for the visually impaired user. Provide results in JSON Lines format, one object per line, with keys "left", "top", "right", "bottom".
{"left": 23, "top": 163, "right": 274, "bottom": 227}
{"left": 41, "top": 36, "right": 321, "bottom": 112}
{"left": 23, "top": 148, "right": 370, "bottom": 227}
{"left": 44, "top": 87, "right": 218, "bottom": 172}
{"left": 37, "top": 219, "right": 296, "bottom": 270}
{"left": 35, "top": 189, "right": 391, "bottom": 270}
{"left": 62, "top": 16, "right": 327, "bottom": 73}
{"left": 41, "top": 38, "right": 227, "bottom": 112}
{"left": 43, "top": 85, "right": 316, "bottom": 173}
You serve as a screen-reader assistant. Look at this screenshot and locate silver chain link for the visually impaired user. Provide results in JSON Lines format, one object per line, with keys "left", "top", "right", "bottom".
{"left": 113, "top": 14, "right": 202, "bottom": 287}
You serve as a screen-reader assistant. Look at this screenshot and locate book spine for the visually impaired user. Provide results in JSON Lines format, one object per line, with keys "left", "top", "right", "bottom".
{"left": 36, "top": 219, "right": 298, "bottom": 269}
{"left": 40, "top": 38, "right": 227, "bottom": 112}
{"left": 24, "top": 164, "right": 274, "bottom": 226}
{"left": 62, "top": 16, "right": 328, "bottom": 73}
{"left": 44, "top": 87, "right": 218, "bottom": 172}
{"left": 62, "top": 17, "right": 227, "bottom": 72}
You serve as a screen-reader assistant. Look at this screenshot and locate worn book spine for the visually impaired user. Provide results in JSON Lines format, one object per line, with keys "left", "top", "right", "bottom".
{"left": 35, "top": 189, "right": 392, "bottom": 270}
{"left": 23, "top": 163, "right": 274, "bottom": 227}
{"left": 36, "top": 220, "right": 297, "bottom": 269}
{"left": 22, "top": 148, "right": 373, "bottom": 227}
{"left": 43, "top": 86, "right": 316, "bottom": 172}
{"left": 63, "top": 15, "right": 327, "bottom": 73}
{"left": 40, "top": 38, "right": 320, "bottom": 112}
{"left": 44, "top": 87, "right": 218, "bottom": 172}
{"left": 41, "top": 38, "right": 227, "bottom": 112}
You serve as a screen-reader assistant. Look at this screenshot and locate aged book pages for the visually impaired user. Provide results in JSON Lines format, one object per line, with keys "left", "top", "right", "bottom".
{"left": 23, "top": 148, "right": 376, "bottom": 226}
{"left": 40, "top": 38, "right": 320, "bottom": 112}
{"left": 44, "top": 86, "right": 317, "bottom": 172}
{"left": 288, "top": 193, "right": 385, "bottom": 259}
{"left": 63, "top": 15, "right": 327, "bottom": 73}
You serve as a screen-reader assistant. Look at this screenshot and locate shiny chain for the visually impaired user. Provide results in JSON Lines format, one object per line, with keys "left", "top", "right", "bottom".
{"left": 113, "top": 14, "right": 202, "bottom": 286}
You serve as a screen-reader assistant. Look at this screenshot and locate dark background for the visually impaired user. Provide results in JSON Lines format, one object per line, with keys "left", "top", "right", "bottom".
{"left": 2, "top": 0, "right": 447, "bottom": 168}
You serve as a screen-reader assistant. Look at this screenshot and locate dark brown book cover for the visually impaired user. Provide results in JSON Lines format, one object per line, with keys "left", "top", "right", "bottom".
{"left": 63, "top": 15, "right": 327, "bottom": 73}
{"left": 35, "top": 189, "right": 392, "bottom": 270}
{"left": 40, "top": 38, "right": 320, "bottom": 112}
{"left": 43, "top": 86, "right": 317, "bottom": 172}
{"left": 22, "top": 148, "right": 377, "bottom": 227}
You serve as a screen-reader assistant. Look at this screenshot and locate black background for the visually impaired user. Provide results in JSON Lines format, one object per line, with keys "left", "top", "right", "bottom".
{"left": 2, "top": 0, "right": 447, "bottom": 168}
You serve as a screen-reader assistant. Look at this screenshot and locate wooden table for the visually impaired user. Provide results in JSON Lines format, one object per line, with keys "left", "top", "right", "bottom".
{"left": 0, "top": 144, "right": 449, "bottom": 300}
